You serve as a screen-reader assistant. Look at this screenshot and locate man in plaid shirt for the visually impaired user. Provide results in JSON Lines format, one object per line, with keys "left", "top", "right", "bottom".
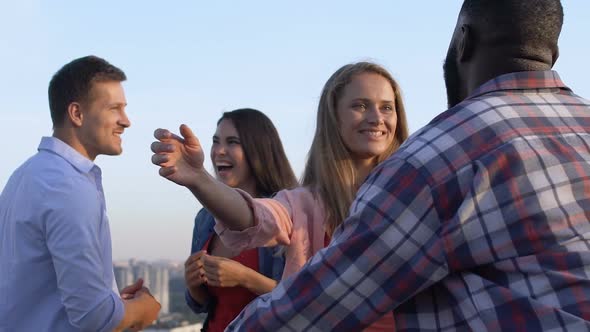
{"left": 227, "top": 0, "right": 590, "bottom": 331}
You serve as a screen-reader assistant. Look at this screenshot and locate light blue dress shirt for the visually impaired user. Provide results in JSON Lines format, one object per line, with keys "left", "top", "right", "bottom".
{"left": 0, "top": 137, "right": 124, "bottom": 332}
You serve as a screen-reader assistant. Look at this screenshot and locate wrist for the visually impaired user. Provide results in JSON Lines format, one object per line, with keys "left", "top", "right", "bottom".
{"left": 187, "top": 168, "right": 212, "bottom": 191}
{"left": 184, "top": 168, "right": 211, "bottom": 192}
{"left": 240, "top": 266, "right": 253, "bottom": 290}
{"left": 194, "top": 167, "right": 209, "bottom": 179}
{"left": 188, "top": 286, "right": 202, "bottom": 301}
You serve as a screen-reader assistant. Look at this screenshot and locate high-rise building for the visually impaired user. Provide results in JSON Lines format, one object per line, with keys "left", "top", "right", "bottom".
{"left": 113, "top": 260, "right": 171, "bottom": 316}
{"left": 133, "top": 261, "right": 152, "bottom": 288}
{"left": 113, "top": 264, "right": 134, "bottom": 290}
{"left": 150, "top": 264, "right": 170, "bottom": 315}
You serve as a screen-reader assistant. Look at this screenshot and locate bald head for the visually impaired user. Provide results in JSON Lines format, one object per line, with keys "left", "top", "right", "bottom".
{"left": 460, "top": 0, "right": 562, "bottom": 58}
{"left": 444, "top": 0, "right": 563, "bottom": 107}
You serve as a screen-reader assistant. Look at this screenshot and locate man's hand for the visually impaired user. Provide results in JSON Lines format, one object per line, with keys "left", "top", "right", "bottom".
{"left": 151, "top": 124, "right": 205, "bottom": 187}
{"left": 120, "top": 278, "right": 144, "bottom": 300}
{"left": 203, "top": 254, "right": 249, "bottom": 288}
{"left": 125, "top": 287, "right": 161, "bottom": 332}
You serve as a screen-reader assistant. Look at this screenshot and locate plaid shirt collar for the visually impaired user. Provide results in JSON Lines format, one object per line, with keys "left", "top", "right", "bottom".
{"left": 469, "top": 70, "right": 570, "bottom": 99}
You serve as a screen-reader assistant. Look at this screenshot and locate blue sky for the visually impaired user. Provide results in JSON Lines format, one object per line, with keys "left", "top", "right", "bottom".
{"left": 1, "top": 1, "right": 589, "bottom": 261}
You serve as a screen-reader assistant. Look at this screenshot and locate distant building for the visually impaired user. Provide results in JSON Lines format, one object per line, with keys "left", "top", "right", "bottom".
{"left": 133, "top": 261, "right": 152, "bottom": 287}
{"left": 113, "top": 264, "right": 134, "bottom": 288}
{"left": 150, "top": 264, "right": 170, "bottom": 314}
{"left": 113, "top": 260, "right": 171, "bottom": 316}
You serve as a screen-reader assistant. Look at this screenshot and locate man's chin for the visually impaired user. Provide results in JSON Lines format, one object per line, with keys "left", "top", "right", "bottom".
{"left": 103, "top": 147, "right": 123, "bottom": 156}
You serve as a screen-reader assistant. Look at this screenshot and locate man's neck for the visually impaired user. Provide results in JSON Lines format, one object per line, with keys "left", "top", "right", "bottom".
{"left": 53, "top": 128, "right": 94, "bottom": 161}
{"left": 467, "top": 50, "right": 553, "bottom": 96}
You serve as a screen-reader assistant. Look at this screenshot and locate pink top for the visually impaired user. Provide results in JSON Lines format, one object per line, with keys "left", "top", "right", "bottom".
{"left": 214, "top": 187, "right": 395, "bottom": 332}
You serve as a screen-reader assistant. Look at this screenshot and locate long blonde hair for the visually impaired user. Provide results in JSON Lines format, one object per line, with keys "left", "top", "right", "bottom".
{"left": 302, "top": 62, "right": 409, "bottom": 235}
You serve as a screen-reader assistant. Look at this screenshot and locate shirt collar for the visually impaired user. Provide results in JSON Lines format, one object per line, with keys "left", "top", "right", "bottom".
{"left": 38, "top": 136, "right": 97, "bottom": 174}
{"left": 467, "top": 70, "right": 571, "bottom": 100}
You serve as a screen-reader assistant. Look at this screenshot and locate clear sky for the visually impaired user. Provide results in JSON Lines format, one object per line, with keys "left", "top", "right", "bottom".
{"left": 1, "top": 1, "right": 589, "bottom": 261}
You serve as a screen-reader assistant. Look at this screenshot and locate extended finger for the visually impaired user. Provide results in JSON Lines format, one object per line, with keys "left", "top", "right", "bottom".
{"left": 151, "top": 154, "right": 169, "bottom": 165}
{"left": 150, "top": 141, "right": 175, "bottom": 154}
{"left": 159, "top": 166, "right": 177, "bottom": 177}
{"left": 154, "top": 128, "right": 172, "bottom": 140}
{"left": 155, "top": 128, "right": 186, "bottom": 142}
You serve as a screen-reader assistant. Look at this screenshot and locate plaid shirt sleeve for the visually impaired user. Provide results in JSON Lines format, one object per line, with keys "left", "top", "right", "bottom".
{"left": 226, "top": 157, "right": 450, "bottom": 331}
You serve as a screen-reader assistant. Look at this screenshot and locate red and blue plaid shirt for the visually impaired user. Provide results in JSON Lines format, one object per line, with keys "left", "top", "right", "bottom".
{"left": 227, "top": 71, "right": 590, "bottom": 331}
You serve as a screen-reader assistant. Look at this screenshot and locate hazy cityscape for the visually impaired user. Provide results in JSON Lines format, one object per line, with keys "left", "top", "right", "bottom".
{"left": 113, "top": 260, "right": 205, "bottom": 331}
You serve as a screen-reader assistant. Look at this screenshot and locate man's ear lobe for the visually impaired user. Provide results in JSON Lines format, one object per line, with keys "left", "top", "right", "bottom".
{"left": 67, "top": 102, "right": 83, "bottom": 127}
{"left": 458, "top": 24, "right": 474, "bottom": 62}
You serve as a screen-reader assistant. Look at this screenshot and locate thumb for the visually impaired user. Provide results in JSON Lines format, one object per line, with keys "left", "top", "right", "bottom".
{"left": 120, "top": 278, "right": 144, "bottom": 297}
{"left": 179, "top": 124, "right": 200, "bottom": 147}
{"left": 130, "top": 278, "right": 144, "bottom": 292}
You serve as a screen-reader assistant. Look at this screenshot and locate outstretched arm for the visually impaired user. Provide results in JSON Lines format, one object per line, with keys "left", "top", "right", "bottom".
{"left": 226, "top": 160, "right": 449, "bottom": 331}
{"left": 150, "top": 124, "right": 254, "bottom": 231}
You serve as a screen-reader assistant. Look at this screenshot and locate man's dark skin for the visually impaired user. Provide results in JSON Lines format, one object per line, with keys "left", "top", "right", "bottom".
{"left": 443, "top": 1, "right": 560, "bottom": 108}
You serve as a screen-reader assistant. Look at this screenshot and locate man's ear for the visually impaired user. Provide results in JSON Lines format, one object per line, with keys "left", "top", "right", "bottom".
{"left": 67, "top": 102, "right": 83, "bottom": 127}
{"left": 458, "top": 24, "right": 474, "bottom": 62}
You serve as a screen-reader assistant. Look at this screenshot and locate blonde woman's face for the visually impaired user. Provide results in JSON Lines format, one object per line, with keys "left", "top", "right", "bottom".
{"left": 337, "top": 72, "right": 397, "bottom": 162}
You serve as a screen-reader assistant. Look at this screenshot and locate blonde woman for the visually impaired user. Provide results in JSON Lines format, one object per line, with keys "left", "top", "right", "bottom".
{"left": 151, "top": 62, "right": 409, "bottom": 331}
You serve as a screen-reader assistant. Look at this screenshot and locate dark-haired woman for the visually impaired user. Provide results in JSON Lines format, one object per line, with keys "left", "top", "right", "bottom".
{"left": 183, "top": 108, "right": 298, "bottom": 332}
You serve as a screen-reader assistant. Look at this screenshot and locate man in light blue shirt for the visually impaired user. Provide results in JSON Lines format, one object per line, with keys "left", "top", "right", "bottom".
{"left": 0, "top": 56, "right": 160, "bottom": 331}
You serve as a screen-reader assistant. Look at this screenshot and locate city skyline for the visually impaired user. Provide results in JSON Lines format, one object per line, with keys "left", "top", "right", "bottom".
{"left": 114, "top": 259, "right": 205, "bottom": 330}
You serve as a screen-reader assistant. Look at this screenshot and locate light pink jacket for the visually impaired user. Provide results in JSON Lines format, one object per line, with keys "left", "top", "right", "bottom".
{"left": 214, "top": 187, "right": 395, "bottom": 331}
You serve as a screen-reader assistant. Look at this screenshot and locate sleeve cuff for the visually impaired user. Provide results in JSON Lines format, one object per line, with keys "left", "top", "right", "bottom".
{"left": 185, "top": 289, "right": 209, "bottom": 314}
{"left": 214, "top": 188, "right": 292, "bottom": 251}
{"left": 98, "top": 291, "right": 125, "bottom": 332}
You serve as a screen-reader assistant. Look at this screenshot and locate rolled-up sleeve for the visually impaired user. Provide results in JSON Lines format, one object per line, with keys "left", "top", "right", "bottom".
{"left": 214, "top": 189, "right": 293, "bottom": 251}
{"left": 44, "top": 183, "right": 124, "bottom": 332}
